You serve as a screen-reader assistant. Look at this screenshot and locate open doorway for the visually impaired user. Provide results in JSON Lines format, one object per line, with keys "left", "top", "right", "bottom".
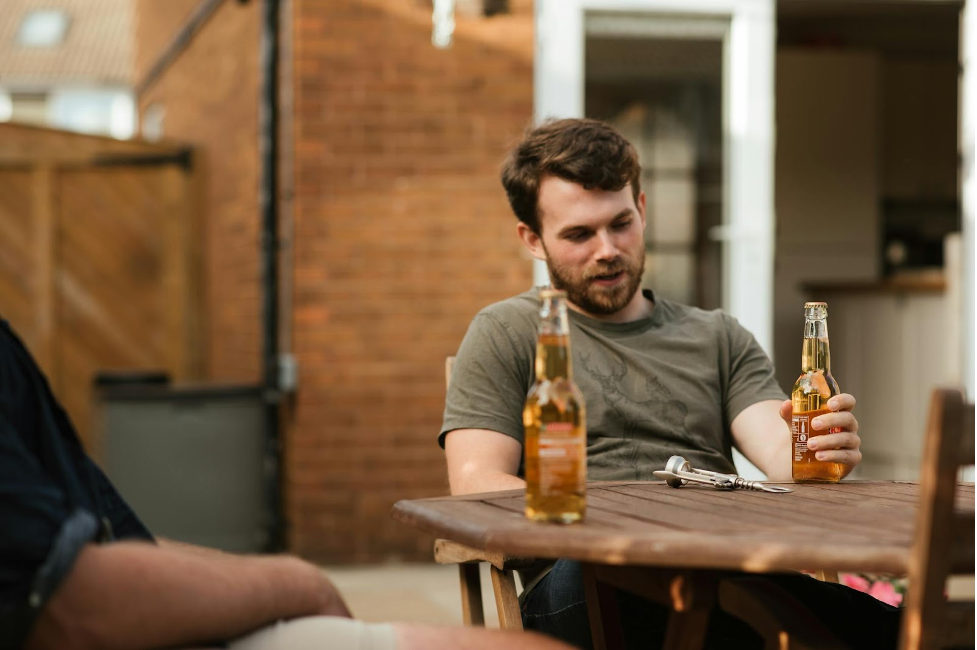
{"left": 585, "top": 19, "right": 725, "bottom": 311}
{"left": 774, "top": 0, "right": 961, "bottom": 478}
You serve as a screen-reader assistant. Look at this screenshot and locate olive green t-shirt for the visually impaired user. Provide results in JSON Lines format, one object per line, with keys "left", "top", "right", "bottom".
{"left": 439, "top": 289, "right": 787, "bottom": 479}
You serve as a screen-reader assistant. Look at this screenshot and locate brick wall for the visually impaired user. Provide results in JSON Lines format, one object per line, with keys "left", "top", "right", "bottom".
{"left": 133, "top": 0, "right": 201, "bottom": 84}
{"left": 135, "top": 0, "right": 535, "bottom": 562}
{"left": 136, "top": 0, "right": 262, "bottom": 383}
{"left": 288, "top": 0, "right": 534, "bottom": 562}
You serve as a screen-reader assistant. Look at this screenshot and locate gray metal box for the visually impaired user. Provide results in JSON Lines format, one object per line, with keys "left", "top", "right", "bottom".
{"left": 99, "top": 385, "right": 268, "bottom": 552}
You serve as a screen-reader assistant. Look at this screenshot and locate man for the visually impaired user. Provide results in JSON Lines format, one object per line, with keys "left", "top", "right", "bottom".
{"left": 0, "top": 320, "right": 572, "bottom": 650}
{"left": 440, "top": 118, "right": 898, "bottom": 649}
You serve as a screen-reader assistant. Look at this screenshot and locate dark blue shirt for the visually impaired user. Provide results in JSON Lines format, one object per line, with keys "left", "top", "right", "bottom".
{"left": 0, "top": 321, "right": 153, "bottom": 648}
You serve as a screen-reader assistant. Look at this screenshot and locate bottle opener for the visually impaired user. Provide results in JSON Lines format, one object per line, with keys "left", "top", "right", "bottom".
{"left": 653, "top": 455, "right": 793, "bottom": 493}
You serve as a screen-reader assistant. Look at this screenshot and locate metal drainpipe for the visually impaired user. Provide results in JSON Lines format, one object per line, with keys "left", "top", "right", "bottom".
{"left": 259, "top": 0, "right": 283, "bottom": 552}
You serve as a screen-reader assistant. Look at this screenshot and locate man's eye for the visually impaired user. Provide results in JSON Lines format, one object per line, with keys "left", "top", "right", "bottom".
{"left": 564, "top": 231, "right": 589, "bottom": 242}
{"left": 612, "top": 218, "right": 632, "bottom": 230}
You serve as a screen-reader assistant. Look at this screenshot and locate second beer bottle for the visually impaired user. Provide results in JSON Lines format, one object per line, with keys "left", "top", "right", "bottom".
{"left": 523, "top": 288, "right": 587, "bottom": 523}
{"left": 791, "top": 301, "right": 844, "bottom": 483}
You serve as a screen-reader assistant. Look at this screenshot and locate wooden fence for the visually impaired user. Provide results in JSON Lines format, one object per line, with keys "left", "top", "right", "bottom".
{"left": 0, "top": 123, "right": 201, "bottom": 453}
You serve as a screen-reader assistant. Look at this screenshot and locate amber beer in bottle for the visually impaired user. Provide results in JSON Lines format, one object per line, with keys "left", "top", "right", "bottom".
{"left": 523, "top": 288, "right": 587, "bottom": 523}
{"left": 791, "top": 302, "right": 844, "bottom": 483}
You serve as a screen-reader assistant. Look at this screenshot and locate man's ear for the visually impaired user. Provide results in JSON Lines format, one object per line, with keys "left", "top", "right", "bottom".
{"left": 637, "top": 191, "right": 647, "bottom": 229}
{"left": 516, "top": 222, "right": 547, "bottom": 261}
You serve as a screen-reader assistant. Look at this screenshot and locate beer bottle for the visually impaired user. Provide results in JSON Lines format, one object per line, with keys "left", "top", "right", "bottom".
{"left": 523, "top": 288, "right": 587, "bottom": 523}
{"left": 791, "top": 301, "right": 844, "bottom": 483}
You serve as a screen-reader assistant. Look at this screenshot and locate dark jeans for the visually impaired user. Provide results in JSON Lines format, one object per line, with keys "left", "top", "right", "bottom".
{"left": 520, "top": 560, "right": 902, "bottom": 650}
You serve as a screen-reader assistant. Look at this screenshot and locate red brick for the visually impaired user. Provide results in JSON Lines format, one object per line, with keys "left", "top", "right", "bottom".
{"left": 138, "top": 0, "right": 534, "bottom": 562}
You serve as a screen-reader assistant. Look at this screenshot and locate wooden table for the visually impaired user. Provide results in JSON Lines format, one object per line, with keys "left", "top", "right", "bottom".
{"left": 392, "top": 480, "right": 975, "bottom": 649}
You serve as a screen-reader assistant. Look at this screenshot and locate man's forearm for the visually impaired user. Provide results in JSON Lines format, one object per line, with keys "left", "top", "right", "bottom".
{"left": 452, "top": 469, "right": 526, "bottom": 495}
{"left": 26, "top": 541, "right": 348, "bottom": 650}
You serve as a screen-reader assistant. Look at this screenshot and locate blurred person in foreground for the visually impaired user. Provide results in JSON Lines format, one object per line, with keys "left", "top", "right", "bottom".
{"left": 439, "top": 118, "right": 901, "bottom": 649}
{"left": 0, "top": 321, "right": 572, "bottom": 650}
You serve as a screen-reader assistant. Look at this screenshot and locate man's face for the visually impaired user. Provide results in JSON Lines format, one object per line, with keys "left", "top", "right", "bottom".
{"left": 517, "top": 175, "right": 647, "bottom": 320}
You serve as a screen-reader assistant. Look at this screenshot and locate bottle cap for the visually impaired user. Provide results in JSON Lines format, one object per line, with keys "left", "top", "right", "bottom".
{"left": 803, "top": 302, "right": 828, "bottom": 319}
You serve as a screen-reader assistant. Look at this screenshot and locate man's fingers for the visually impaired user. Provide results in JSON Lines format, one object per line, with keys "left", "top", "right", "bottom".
{"left": 827, "top": 393, "right": 856, "bottom": 412}
{"left": 779, "top": 400, "right": 792, "bottom": 424}
{"left": 811, "top": 448, "right": 862, "bottom": 467}
{"left": 811, "top": 411, "right": 857, "bottom": 433}
{"left": 807, "top": 431, "right": 860, "bottom": 451}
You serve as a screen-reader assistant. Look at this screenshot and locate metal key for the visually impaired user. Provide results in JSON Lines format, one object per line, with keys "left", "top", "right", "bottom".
{"left": 653, "top": 455, "right": 792, "bottom": 493}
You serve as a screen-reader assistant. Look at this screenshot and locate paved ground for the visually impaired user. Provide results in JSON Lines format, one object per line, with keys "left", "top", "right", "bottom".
{"left": 323, "top": 562, "right": 522, "bottom": 627}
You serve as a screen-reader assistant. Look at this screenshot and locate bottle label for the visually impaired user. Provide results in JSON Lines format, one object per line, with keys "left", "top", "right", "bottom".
{"left": 791, "top": 414, "right": 811, "bottom": 461}
{"left": 538, "top": 422, "right": 583, "bottom": 495}
{"left": 791, "top": 407, "right": 831, "bottom": 462}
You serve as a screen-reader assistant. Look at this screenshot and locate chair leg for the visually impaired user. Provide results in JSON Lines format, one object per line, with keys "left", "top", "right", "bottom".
{"left": 490, "top": 565, "right": 524, "bottom": 631}
{"left": 459, "top": 563, "right": 485, "bottom": 626}
{"left": 814, "top": 570, "right": 839, "bottom": 583}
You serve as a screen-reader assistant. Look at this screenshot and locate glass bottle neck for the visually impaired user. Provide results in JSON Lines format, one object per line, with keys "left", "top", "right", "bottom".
{"left": 537, "top": 295, "right": 572, "bottom": 380}
{"left": 801, "top": 318, "right": 831, "bottom": 373}
{"left": 536, "top": 334, "right": 572, "bottom": 379}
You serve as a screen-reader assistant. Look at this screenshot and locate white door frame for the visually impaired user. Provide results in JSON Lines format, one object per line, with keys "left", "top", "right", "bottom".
{"left": 962, "top": 0, "right": 975, "bottom": 400}
{"left": 534, "top": 0, "right": 776, "bottom": 356}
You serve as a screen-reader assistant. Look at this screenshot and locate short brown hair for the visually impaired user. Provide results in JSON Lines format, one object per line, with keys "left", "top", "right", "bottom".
{"left": 500, "top": 118, "right": 642, "bottom": 234}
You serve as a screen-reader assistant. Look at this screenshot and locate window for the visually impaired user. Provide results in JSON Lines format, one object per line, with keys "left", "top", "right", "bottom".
{"left": 16, "top": 10, "right": 70, "bottom": 47}
{"left": 9, "top": 92, "right": 48, "bottom": 126}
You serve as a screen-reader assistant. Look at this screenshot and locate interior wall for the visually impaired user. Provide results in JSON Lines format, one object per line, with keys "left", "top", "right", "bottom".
{"left": 773, "top": 3, "right": 960, "bottom": 392}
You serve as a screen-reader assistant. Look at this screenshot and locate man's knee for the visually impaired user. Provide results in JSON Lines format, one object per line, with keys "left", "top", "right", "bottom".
{"left": 523, "top": 560, "right": 587, "bottom": 614}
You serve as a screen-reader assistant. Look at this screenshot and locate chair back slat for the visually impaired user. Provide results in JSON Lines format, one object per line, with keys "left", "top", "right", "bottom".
{"left": 445, "top": 356, "right": 456, "bottom": 388}
{"left": 961, "top": 406, "right": 974, "bottom": 464}
{"left": 936, "top": 602, "right": 976, "bottom": 648}
{"left": 899, "top": 388, "right": 975, "bottom": 650}
{"left": 950, "top": 512, "right": 975, "bottom": 573}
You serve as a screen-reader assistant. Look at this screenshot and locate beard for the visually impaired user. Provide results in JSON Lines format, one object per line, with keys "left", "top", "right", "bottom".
{"left": 544, "top": 249, "right": 646, "bottom": 316}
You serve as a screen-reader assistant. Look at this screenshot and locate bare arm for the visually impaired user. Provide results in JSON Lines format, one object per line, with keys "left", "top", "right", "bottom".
{"left": 730, "top": 399, "right": 793, "bottom": 481}
{"left": 444, "top": 428, "right": 525, "bottom": 495}
{"left": 731, "top": 395, "right": 862, "bottom": 481}
{"left": 25, "top": 541, "right": 350, "bottom": 650}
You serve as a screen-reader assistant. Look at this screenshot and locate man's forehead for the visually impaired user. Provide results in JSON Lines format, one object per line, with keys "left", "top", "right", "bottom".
{"left": 537, "top": 176, "right": 636, "bottom": 228}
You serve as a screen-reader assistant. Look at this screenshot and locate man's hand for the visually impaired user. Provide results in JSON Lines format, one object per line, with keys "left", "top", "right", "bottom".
{"left": 779, "top": 394, "right": 862, "bottom": 478}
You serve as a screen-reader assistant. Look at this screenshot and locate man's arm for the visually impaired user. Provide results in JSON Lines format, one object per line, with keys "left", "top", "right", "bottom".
{"left": 444, "top": 428, "right": 525, "bottom": 495}
{"left": 731, "top": 395, "right": 862, "bottom": 481}
{"left": 25, "top": 541, "right": 350, "bottom": 650}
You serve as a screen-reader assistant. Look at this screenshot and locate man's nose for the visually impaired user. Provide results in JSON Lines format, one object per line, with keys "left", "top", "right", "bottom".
{"left": 593, "top": 230, "right": 620, "bottom": 261}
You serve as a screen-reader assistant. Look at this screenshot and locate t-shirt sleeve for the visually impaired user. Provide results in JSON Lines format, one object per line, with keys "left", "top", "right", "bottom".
{"left": 0, "top": 413, "right": 101, "bottom": 647}
{"left": 84, "top": 457, "right": 154, "bottom": 541}
{"left": 439, "top": 311, "right": 535, "bottom": 448}
{"left": 722, "top": 314, "right": 788, "bottom": 425}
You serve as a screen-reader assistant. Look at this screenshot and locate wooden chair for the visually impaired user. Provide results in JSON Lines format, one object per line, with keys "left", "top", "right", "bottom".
{"left": 438, "top": 356, "right": 528, "bottom": 630}
{"left": 434, "top": 539, "right": 535, "bottom": 629}
{"left": 718, "top": 387, "right": 975, "bottom": 650}
{"left": 899, "top": 387, "right": 975, "bottom": 650}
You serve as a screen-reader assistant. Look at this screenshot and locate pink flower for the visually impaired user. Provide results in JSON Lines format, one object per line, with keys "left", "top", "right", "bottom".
{"left": 840, "top": 573, "right": 903, "bottom": 606}
{"left": 842, "top": 574, "right": 870, "bottom": 592}
{"left": 868, "top": 580, "right": 903, "bottom": 607}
